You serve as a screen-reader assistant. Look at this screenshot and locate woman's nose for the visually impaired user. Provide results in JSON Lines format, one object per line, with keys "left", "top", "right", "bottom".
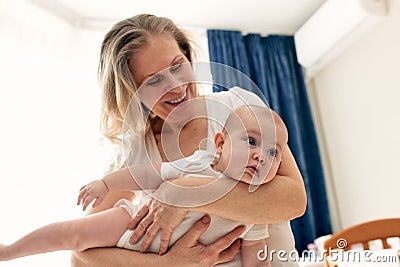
{"left": 164, "top": 71, "right": 183, "bottom": 92}
{"left": 167, "top": 84, "right": 184, "bottom": 94}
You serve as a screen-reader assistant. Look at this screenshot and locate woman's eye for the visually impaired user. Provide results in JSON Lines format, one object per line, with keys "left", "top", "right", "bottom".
{"left": 170, "top": 63, "right": 182, "bottom": 72}
{"left": 268, "top": 149, "right": 277, "bottom": 157}
{"left": 246, "top": 138, "right": 256, "bottom": 146}
{"left": 146, "top": 75, "right": 162, "bottom": 86}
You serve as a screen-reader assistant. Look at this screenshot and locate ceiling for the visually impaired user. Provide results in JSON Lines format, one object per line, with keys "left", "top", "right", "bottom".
{"left": 30, "top": 0, "right": 326, "bottom": 34}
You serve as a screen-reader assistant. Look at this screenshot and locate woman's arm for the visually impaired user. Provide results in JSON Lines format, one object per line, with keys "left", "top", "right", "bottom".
{"left": 241, "top": 239, "right": 270, "bottom": 267}
{"left": 71, "top": 247, "right": 151, "bottom": 267}
{"left": 158, "top": 145, "right": 306, "bottom": 224}
{"left": 71, "top": 215, "right": 245, "bottom": 267}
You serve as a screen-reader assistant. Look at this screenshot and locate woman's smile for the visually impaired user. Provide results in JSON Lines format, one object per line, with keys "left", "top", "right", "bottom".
{"left": 165, "top": 89, "right": 188, "bottom": 106}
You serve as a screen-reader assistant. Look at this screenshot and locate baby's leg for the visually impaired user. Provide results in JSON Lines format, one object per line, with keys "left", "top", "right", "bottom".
{"left": 0, "top": 207, "right": 130, "bottom": 261}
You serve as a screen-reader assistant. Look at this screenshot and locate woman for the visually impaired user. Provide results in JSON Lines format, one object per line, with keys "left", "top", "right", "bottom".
{"left": 72, "top": 14, "right": 306, "bottom": 266}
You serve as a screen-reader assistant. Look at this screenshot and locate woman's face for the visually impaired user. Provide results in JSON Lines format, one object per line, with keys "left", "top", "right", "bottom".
{"left": 129, "top": 35, "right": 195, "bottom": 123}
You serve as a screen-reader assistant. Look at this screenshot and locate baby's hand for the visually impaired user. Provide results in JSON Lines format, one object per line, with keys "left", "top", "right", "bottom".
{"left": 77, "top": 180, "right": 109, "bottom": 211}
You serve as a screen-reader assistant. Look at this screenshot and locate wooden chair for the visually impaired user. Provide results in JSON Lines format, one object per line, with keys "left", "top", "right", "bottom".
{"left": 323, "top": 218, "right": 400, "bottom": 267}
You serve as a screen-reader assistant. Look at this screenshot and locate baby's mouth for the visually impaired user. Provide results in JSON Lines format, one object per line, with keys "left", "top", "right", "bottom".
{"left": 246, "top": 166, "right": 259, "bottom": 176}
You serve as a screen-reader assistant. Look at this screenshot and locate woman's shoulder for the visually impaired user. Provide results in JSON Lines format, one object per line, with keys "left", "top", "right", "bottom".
{"left": 207, "top": 86, "right": 248, "bottom": 99}
{"left": 206, "top": 86, "right": 266, "bottom": 108}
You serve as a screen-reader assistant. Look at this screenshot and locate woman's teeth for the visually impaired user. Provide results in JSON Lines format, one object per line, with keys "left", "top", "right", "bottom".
{"left": 167, "top": 91, "right": 187, "bottom": 104}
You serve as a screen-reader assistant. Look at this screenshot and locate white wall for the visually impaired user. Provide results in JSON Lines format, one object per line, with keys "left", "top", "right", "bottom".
{"left": 0, "top": 1, "right": 111, "bottom": 266}
{"left": 309, "top": 0, "right": 400, "bottom": 230}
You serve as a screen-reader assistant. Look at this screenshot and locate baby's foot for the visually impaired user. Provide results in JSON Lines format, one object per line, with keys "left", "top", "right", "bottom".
{"left": 0, "top": 244, "right": 10, "bottom": 261}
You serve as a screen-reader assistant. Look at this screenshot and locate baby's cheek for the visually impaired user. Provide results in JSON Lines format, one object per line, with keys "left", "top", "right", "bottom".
{"left": 269, "top": 162, "right": 280, "bottom": 179}
{"left": 229, "top": 153, "right": 247, "bottom": 167}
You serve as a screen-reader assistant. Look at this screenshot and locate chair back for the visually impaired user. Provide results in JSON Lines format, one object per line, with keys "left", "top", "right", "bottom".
{"left": 323, "top": 218, "right": 400, "bottom": 267}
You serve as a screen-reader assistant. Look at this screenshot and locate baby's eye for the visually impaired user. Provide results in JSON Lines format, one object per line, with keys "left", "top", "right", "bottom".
{"left": 268, "top": 149, "right": 277, "bottom": 157}
{"left": 246, "top": 137, "right": 256, "bottom": 146}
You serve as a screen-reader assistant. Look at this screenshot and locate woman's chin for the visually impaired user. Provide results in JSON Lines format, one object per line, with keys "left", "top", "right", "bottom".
{"left": 164, "top": 104, "right": 197, "bottom": 127}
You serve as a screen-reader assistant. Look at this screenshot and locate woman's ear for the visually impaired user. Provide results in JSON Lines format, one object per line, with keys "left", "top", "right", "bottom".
{"left": 214, "top": 132, "right": 225, "bottom": 154}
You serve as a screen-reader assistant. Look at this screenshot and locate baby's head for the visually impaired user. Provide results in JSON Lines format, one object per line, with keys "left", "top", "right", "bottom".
{"left": 213, "top": 105, "right": 288, "bottom": 186}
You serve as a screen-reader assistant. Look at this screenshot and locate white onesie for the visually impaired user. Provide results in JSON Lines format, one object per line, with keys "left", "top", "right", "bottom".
{"left": 116, "top": 149, "right": 269, "bottom": 267}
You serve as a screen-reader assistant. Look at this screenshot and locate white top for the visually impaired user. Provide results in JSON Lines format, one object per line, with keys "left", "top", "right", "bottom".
{"left": 121, "top": 87, "right": 297, "bottom": 267}
{"left": 160, "top": 150, "right": 223, "bottom": 179}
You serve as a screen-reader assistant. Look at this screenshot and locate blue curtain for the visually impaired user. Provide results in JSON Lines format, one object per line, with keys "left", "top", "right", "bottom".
{"left": 207, "top": 30, "right": 332, "bottom": 252}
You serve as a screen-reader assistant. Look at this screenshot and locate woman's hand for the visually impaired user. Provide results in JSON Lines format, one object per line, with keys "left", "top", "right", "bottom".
{"left": 128, "top": 198, "right": 188, "bottom": 255}
{"left": 163, "top": 214, "right": 245, "bottom": 267}
{"left": 71, "top": 215, "right": 245, "bottom": 267}
{"left": 77, "top": 180, "right": 109, "bottom": 211}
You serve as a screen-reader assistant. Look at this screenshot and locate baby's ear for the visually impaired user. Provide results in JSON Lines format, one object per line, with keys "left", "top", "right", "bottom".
{"left": 214, "top": 132, "right": 225, "bottom": 153}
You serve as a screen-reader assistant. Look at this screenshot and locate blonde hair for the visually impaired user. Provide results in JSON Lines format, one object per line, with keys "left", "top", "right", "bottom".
{"left": 98, "top": 14, "right": 195, "bottom": 146}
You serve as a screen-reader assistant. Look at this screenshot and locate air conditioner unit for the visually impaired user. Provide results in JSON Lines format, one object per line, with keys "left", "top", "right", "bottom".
{"left": 294, "top": 0, "right": 387, "bottom": 77}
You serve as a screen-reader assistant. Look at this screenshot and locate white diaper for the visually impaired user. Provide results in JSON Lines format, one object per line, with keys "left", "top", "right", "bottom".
{"left": 113, "top": 198, "right": 143, "bottom": 250}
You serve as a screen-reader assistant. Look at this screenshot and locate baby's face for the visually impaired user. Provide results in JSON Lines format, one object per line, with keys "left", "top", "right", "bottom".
{"left": 217, "top": 107, "right": 288, "bottom": 185}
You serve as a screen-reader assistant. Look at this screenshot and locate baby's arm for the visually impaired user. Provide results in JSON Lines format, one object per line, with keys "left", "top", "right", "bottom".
{"left": 78, "top": 164, "right": 162, "bottom": 210}
{"left": 103, "top": 164, "right": 163, "bottom": 192}
{"left": 241, "top": 239, "right": 271, "bottom": 267}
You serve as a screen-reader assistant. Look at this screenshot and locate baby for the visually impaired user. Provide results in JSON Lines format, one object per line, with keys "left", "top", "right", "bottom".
{"left": 1, "top": 105, "right": 288, "bottom": 267}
